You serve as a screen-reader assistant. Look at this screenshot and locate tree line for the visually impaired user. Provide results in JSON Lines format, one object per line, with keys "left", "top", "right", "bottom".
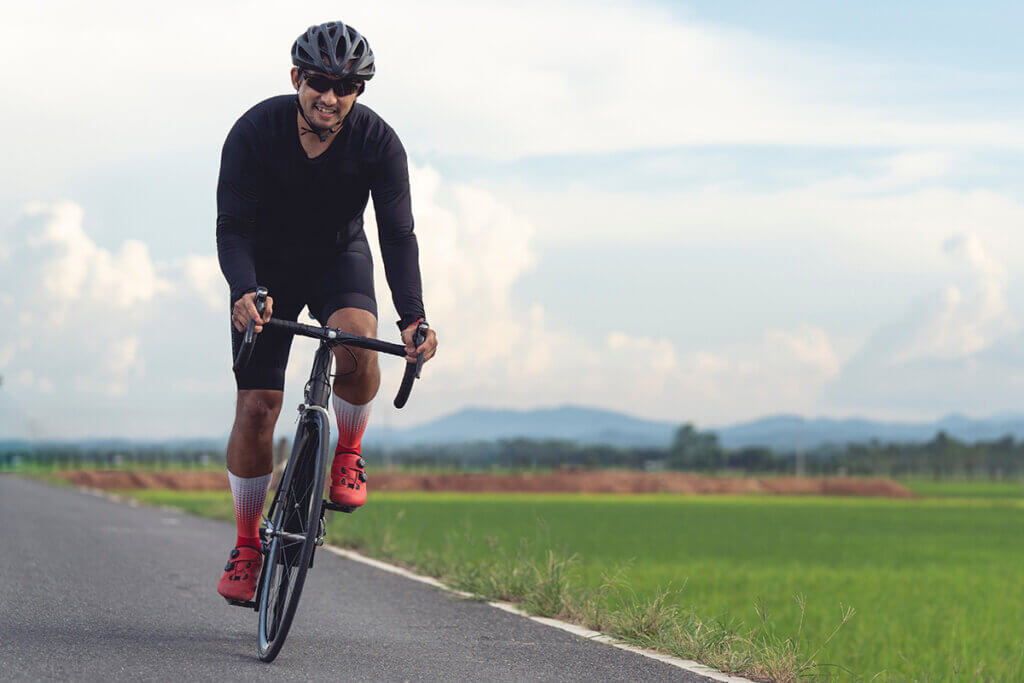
{"left": 5, "top": 424, "right": 1024, "bottom": 478}
{"left": 375, "top": 425, "right": 1024, "bottom": 478}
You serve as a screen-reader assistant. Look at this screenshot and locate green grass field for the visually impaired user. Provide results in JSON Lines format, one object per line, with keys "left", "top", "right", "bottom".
{"left": 902, "top": 478, "right": 1024, "bottom": 500}
{"left": 124, "top": 484, "right": 1024, "bottom": 680}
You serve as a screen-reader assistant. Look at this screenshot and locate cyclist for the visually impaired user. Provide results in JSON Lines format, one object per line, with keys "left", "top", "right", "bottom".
{"left": 215, "top": 21, "right": 438, "bottom": 603}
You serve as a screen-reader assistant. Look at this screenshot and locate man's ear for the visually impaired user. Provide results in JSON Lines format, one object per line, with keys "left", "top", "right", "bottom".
{"left": 290, "top": 67, "right": 301, "bottom": 90}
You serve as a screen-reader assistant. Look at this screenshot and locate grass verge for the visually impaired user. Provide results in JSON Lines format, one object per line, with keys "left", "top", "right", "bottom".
{"left": 341, "top": 520, "right": 855, "bottom": 682}
{"left": 110, "top": 486, "right": 855, "bottom": 682}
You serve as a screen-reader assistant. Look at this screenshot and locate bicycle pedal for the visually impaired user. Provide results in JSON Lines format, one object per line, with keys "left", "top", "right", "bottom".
{"left": 225, "top": 598, "right": 257, "bottom": 610}
{"left": 323, "top": 500, "right": 357, "bottom": 514}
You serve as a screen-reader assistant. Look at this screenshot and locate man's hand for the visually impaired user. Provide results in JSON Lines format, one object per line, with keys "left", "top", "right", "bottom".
{"left": 232, "top": 290, "right": 274, "bottom": 333}
{"left": 402, "top": 322, "right": 437, "bottom": 364}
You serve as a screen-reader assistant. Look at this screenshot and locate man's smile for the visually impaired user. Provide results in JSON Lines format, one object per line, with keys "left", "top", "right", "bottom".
{"left": 313, "top": 103, "right": 337, "bottom": 118}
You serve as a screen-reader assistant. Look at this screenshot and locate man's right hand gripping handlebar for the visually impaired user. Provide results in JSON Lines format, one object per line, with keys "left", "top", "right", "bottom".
{"left": 232, "top": 287, "right": 271, "bottom": 372}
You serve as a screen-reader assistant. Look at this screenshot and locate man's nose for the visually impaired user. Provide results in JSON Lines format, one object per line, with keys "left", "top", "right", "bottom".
{"left": 317, "top": 89, "right": 339, "bottom": 105}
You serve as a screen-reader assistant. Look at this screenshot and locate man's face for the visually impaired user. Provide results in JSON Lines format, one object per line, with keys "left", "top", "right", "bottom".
{"left": 291, "top": 67, "right": 359, "bottom": 132}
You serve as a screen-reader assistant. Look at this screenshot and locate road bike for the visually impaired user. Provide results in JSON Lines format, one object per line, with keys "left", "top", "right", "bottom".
{"left": 229, "top": 286, "right": 426, "bottom": 662}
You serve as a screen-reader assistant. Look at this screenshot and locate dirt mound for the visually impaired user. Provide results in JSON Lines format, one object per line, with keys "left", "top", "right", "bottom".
{"left": 62, "top": 469, "right": 229, "bottom": 491}
{"left": 370, "top": 471, "right": 911, "bottom": 497}
{"left": 58, "top": 469, "right": 912, "bottom": 498}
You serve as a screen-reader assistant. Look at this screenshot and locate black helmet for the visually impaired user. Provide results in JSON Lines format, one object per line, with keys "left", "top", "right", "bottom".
{"left": 291, "top": 22, "right": 375, "bottom": 81}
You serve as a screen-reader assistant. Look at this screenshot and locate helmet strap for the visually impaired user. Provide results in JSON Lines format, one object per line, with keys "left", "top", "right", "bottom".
{"left": 295, "top": 96, "right": 340, "bottom": 143}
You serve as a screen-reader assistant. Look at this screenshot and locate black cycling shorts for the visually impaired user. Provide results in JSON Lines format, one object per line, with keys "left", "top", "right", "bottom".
{"left": 231, "top": 234, "right": 377, "bottom": 391}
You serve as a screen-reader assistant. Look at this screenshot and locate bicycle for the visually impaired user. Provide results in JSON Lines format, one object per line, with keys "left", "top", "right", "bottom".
{"left": 229, "top": 286, "right": 427, "bottom": 662}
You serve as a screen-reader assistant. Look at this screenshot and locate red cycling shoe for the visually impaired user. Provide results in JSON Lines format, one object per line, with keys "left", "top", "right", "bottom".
{"left": 329, "top": 450, "right": 367, "bottom": 510}
{"left": 217, "top": 545, "right": 262, "bottom": 603}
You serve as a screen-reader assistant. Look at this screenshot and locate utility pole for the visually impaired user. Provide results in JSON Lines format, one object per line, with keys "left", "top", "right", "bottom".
{"left": 796, "top": 419, "right": 805, "bottom": 477}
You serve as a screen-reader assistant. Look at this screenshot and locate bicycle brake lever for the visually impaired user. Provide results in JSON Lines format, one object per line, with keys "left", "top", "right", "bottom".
{"left": 232, "top": 286, "right": 268, "bottom": 372}
{"left": 413, "top": 323, "right": 428, "bottom": 379}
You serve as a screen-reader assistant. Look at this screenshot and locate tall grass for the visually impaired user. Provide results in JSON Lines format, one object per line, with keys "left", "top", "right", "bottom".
{"left": 98, "top": 485, "right": 1024, "bottom": 680}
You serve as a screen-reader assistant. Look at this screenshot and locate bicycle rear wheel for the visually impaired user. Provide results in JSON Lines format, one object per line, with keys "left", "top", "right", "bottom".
{"left": 256, "top": 410, "right": 329, "bottom": 662}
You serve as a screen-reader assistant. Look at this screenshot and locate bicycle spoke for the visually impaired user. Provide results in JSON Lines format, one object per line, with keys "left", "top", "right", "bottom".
{"left": 269, "top": 563, "right": 292, "bottom": 639}
{"left": 257, "top": 419, "right": 326, "bottom": 662}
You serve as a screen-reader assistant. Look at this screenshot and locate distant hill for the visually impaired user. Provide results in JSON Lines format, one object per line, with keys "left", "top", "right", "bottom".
{"left": 713, "top": 414, "right": 1024, "bottom": 451}
{"left": 0, "top": 438, "right": 226, "bottom": 454}
{"left": 364, "top": 405, "right": 677, "bottom": 448}
{"left": 365, "top": 406, "right": 1024, "bottom": 451}
{"left": 7, "top": 406, "right": 1024, "bottom": 452}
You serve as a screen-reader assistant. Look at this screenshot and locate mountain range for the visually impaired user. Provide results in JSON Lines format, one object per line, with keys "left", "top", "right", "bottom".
{"left": 6, "top": 405, "right": 1024, "bottom": 452}
{"left": 363, "top": 406, "right": 1024, "bottom": 451}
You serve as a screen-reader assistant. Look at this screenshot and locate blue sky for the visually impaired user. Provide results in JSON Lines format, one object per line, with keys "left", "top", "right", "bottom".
{"left": 673, "top": 1, "right": 1024, "bottom": 75}
{"left": 1, "top": 1, "right": 1022, "bottom": 438}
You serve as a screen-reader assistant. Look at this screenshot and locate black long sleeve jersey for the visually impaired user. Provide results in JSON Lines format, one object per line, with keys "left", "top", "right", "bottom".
{"left": 216, "top": 95, "right": 425, "bottom": 329}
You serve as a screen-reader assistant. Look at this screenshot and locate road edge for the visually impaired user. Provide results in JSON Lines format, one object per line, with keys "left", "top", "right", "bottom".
{"left": 323, "top": 545, "right": 756, "bottom": 683}
{"left": 73, "top": 483, "right": 754, "bottom": 682}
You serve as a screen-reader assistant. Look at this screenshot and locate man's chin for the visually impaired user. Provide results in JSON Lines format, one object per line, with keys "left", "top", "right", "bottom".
{"left": 303, "top": 109, "right": 338, "bottom": 130}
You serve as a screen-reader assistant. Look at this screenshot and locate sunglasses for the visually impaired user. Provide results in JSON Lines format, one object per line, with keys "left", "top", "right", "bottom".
{"left": 301, "top": 72, "right": 362, "bottom": 97}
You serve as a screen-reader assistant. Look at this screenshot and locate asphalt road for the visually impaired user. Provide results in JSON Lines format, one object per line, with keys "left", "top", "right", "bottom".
{"left": 0, "top": 476, "right": 714, "bottom": 681}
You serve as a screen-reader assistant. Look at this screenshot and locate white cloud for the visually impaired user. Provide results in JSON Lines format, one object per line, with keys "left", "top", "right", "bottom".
{"left": 825, "top": 232, "right": 1024, "bottom": 416}
{"left": 1, "top": 0, "right": 1021, "bottom": 186}
{"left": 0, "top": 202, "right": 231, "bottom": 436}
{"left": 13, "top": 369, "right": 54, "bottom": 394}
{"left": 883, "top": 232, "right": 1011, "bottom": 365}
{"left": 887, "top": 233, "right": 1011, "bottom": 363}
{"left": 499, "top": 156, "right": 1024, "bottom": 299}
{"left": 18, "top": 202, "right": 168, "bottom": 318}
{"left": 1, "top": 3, "right": 1021, "bottom": 436}
{"left": 3, "top": 174, "right": 1017, "bottom": 438}
{"left": 357, "top": 168, "right": 844, "bottom": 424}
{"left": 182, "top": 254, "right": 227, "bottom": 312}
{"left": 880, "top": 150, "right": 955, "bottom": 187}
{"left": 765, "top": 325, "right": 842, "bottom": 379}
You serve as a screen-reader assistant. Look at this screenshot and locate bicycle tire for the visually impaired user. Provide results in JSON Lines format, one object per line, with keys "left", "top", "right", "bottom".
{"left": 256, "top": 409, "right": 329, "bottom": 662}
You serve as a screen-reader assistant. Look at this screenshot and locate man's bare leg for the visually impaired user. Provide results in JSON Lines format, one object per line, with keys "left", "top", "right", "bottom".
{"left": 218, "top": 389, "right": 283, "bottom": 601}
{"left": 226, "top": 389, "right": 283, "bottom": 477}
{"left": 226, "top": 391, "right": 281, "bottom": 547}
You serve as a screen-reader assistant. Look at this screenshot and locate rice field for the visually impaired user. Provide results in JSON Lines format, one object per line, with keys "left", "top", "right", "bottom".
{"left": 125, "top": 483, "right": 1024, "bottom": 680}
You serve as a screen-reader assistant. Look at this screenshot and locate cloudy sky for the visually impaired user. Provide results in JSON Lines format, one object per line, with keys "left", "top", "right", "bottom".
{"left": 2, "top": 1, "right": 1023, "bottom": 439}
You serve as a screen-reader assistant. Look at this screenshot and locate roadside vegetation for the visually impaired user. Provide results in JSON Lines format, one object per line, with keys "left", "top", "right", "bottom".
{"left": 8, "top": 426, "right": 1024, "bottom": 479}
{"left": 111, "top": 485, "right": 1024, "bottom": 681}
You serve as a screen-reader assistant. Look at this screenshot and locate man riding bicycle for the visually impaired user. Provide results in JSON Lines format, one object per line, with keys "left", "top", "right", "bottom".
{"left": 215, "top": 21, "right": 438, "bottom": 603}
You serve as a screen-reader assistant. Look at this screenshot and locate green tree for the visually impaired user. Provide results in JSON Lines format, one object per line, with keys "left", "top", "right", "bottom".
{"left": 669, "top": 423, "right": 724, "bottom": 471}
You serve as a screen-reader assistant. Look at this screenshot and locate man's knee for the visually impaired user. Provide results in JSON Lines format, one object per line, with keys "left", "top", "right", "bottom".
{"left": 327, "top": 307, "right": 380, "bottom": 379}
{"left": 235, "top": 390, "right": 283, "bottom": 433}
{"left": 335, "top": 348, "right": 380, "bottom": 385}
{"left": 326, "top": 307, "right": 377, "bottom": 338}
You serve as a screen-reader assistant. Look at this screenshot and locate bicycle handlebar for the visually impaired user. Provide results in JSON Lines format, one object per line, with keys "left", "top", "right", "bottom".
{"left": 393, "top": 322, "right": 428, "bottom": 409}
{"left": 231, "top": 287, "right": 426, "bottom": 408}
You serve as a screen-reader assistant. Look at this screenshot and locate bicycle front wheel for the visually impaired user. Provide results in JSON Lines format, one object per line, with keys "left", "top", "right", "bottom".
{"left": 256, "top": 410, "right": 329, "bottom": 662}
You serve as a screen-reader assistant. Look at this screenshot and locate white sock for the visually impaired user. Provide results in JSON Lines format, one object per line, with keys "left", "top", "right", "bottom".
{"left": 228, "top": 471, "right": 271, "bottom": 547}
{"left": 332, "top": 393, "right": 372, "bottom": 453}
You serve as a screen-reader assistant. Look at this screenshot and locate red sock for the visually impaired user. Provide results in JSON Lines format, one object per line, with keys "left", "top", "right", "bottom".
{"left": 228, "top": 471, "right": 270, "bottom": 549}
{"left": 333, "top": 394, "right": 372, "bottom": 455}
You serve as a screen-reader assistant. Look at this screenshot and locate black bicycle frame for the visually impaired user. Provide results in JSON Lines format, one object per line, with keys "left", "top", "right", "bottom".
{"left": 304, "top": 342, "right": 334, "bottom": 410}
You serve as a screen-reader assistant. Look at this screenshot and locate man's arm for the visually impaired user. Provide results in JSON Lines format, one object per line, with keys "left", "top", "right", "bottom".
{"left": 216, "top": 118, "right": 261, "bottom": 305}
{"left": 370, "top": 132, "right": 426, "bottom": 331}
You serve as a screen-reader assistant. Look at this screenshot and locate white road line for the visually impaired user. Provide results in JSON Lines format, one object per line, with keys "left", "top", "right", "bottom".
{"left": 73, "top": 485, "right": 753, "bottom": 682}
{"left": 324, "top": 545, "right": 755, "bottom": 683}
